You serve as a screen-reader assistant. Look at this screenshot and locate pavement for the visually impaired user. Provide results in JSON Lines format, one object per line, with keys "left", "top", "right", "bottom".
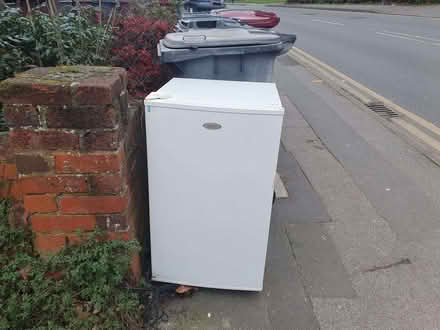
{"left": 158, "top": 54, "right": 440, "bottom": 329}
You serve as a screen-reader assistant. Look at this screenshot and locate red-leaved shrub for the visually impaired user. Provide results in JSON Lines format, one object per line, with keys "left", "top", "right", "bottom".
{"left": 111, "top": 16, "right": 172, "bottom": 99}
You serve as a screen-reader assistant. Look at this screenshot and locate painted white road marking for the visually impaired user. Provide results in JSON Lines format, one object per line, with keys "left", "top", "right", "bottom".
{"left": 383, "top": 30, "right": 440, "bottom": 43}
{"left": 312, "top": 19, "right": 344, "bottom": 26}
{"left": 376, "top": 32, "right": 440, "bottom": 46}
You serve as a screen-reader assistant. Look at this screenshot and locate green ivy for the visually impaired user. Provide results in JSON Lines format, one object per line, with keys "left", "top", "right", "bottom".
{"left": 0, "top": 200, "right": 144, "bottom": 329}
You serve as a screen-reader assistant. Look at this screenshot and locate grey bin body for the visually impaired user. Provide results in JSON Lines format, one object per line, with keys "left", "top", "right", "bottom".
{"left": 158, "top": 29, "right": 296, "bottom": 82}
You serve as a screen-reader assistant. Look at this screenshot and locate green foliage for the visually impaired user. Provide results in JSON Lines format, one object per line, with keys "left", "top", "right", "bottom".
{"left": 0, "top": 200, "right": 34, "bottom": 266}
{"left": 0, "top": 8, "right": 34, "bottom": 81}
{"left": 0, "top": 8, "right": 112, "bottom": 81}
{"left": 0, "top": 200, "right": 144, "bottom": 329}
{"left": 127, "top": 0, "right": 181, "bottom": 26}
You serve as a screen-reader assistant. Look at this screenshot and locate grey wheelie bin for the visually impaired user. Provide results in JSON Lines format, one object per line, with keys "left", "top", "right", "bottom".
{"left": 158, "top": 28, "right": 296, "bottom": 82}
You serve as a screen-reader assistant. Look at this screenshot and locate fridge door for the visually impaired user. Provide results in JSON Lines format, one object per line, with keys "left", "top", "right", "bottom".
{"left": 146, "top": 105, "right": 283, "bottom": 290}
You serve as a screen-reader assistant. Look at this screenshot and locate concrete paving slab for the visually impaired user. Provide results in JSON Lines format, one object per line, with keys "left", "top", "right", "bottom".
{"left": 394, "top": 231, "right": 440, "bottom": 302}
{"left": 313, "top": 265, "right": 440, "bottom": 330}
{"left": 160, "top": 289, "right": 270, "bottom": 330}
{"left": 286, "top": 223, "right": 356, "bottom": 299}
{"left": 280, "top": 128, "right": 397, "bottom": 276}
{"left": 276, "top": 144, "right": 331, "bottom": 224}
{"left": 276, "top": 60, "right": 440, "bottom": 243}
{"left": 265, "top": 204, "right": 320, "bottom": 330}
{"left": 280, "top": 94, "right": 310, "bottom": 129}
{"left": 310, "top": 77, "right": 440, "bottom": 219}
{"left": 277, "top": 72, "right": 396, "bottom": 275}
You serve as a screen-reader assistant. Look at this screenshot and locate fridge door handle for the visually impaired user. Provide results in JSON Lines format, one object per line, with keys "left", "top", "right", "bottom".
{"left": 203, "top": 123, "right": 222, "bottom": 130}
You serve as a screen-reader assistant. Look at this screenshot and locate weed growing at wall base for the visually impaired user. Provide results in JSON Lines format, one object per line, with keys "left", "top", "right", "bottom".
{"left": 0, "top": 199, "right": 145, "bottom": 329}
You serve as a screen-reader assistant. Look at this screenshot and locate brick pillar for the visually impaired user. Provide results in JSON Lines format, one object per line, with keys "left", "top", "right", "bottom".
{"left": 0, "top": 66, "right": 140, "bottom": 276}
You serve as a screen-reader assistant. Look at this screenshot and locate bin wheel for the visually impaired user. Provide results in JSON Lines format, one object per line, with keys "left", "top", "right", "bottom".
{"left": 272, "top": 191, "right": 276, "bottom": 205}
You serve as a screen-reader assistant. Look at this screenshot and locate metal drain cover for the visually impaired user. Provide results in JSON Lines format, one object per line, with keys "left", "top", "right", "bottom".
{"left": 366, "top": 102, "right": 399, "bottom": 118}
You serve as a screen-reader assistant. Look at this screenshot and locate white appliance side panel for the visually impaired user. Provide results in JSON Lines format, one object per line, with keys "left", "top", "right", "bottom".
{"left": 146, "top": 106, "right": 283, "bottom": 291}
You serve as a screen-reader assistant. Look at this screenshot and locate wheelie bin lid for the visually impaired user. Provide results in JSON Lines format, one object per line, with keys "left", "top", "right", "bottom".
{"left": 162, "top": 28, "right": 283, "bottom": 49}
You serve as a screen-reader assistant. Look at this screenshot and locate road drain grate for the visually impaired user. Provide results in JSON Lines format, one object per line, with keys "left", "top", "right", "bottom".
{"left": 366, "top": 102, "right": 399, "bottom": 118}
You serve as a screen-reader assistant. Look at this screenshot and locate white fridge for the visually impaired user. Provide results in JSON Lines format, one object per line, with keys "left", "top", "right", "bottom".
{"left": 145, "top": 78, "right": 284, "bottom": 291}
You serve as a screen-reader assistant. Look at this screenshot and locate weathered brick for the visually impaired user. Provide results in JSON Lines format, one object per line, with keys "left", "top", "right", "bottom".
{"left": 72, "top": 75, "right": 122, "bottom": 105}
{"left": 0, "top": 67, "right": 126, "bottom": 105}
{"left": 31, "top": 215, "right": 96, "bottom": 233}
{"left": 0, "top": 77, "right": 72, "bottom": 105}
{"left": 89, "top": 175, "right": 122, "bottom": 194}
{"left": 55, "top": 153, "right": 121, "bottom": 174}
{"left": 20, "top": 176, "right": 88, "bottom": 194}
{"left": 3, "top": 104, "right": 40, "bottom": 127}
{"left": 24, "top": 194, "right": 57, "bottom": 213}
{"left": 82, "top": 130, "right": 120, "bottom": 151}
{"left": 119, "top": 91, "right": 129, "bottom": 126}
{"left": 4, "top": 163, "right": 17, "bottom": 180}
{"left": 59, "top": 195, "right": 128, "bottom": 214}
{"left": 96, "top": 214, "right": 128, "bottom": 231}
{"left": 16, "top": 154, "right": 52, "bottom": 174}
{"left": 9, "top": 182, "right": 23, "bottom": 201}
{"left": 113, "top": 67, "right": 128, "bottom": 91}
{"left": 10, "top": 129, "right": 79, "bottom": 151}
{"left": 34, "top": 234, "right": 67, "bottom": 253}
{"left": 46, "top": 105, "right": 118, "bottom": 129}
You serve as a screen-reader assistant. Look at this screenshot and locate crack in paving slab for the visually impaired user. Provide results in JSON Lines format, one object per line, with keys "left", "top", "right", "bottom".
{"left": 363, "top": 258, "right": 412, "bottom": 273}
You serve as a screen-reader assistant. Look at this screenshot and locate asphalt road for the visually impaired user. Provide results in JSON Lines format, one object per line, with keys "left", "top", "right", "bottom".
{"left": 234, "top": 5, "right": 440, "bottom": 126}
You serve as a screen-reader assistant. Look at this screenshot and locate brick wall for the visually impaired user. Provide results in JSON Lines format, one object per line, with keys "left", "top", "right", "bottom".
{"left": 0, "top": 66, "right": 148, "bottom": 279}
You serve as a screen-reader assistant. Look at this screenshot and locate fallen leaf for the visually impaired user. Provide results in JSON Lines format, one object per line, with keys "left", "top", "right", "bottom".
{"left": 176, "top": 285, "right": 193, "bottom": 295}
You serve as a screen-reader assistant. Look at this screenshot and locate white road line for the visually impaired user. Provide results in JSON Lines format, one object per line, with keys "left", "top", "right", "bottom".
{"left": 383, "top": 30, "right": 440, "bottom": 43}
{"left": 376, "top": 32, "right": 440, "bottom": 46}
{"left": 312, "top": 19, "right": 344, "bottom": 26}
